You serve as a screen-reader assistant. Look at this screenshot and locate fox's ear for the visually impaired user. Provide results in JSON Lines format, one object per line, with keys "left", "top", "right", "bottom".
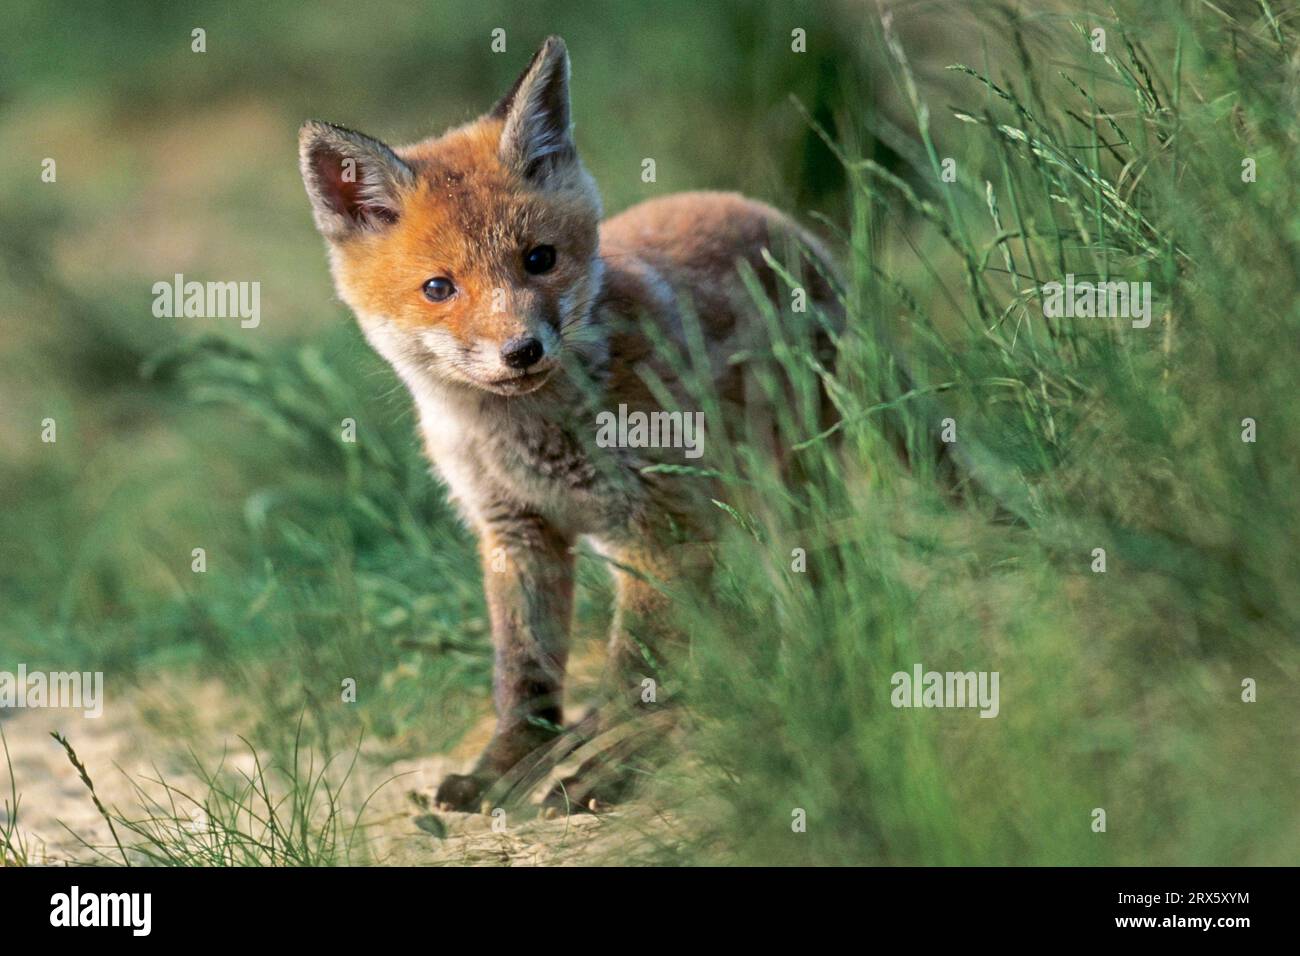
{"left": 493, "top": 36, "right": 575, "bottom": 182}
{"left": 299, "top": 121, "right": 414, "bottom": 241}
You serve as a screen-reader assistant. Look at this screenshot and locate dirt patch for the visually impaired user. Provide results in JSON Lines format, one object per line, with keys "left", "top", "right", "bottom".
{"left": 0, "top": 675, "right": 687, "bottom": 866}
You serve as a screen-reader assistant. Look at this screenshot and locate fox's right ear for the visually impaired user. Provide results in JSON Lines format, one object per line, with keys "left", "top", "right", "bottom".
{"left": 492, "top": 36, "right": 575, "bottom": 182}
{"left": 299, "top": 121, "right": 414, "bottom": 241}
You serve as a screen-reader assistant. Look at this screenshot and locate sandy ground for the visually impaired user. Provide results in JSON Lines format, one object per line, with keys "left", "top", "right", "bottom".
{"left": 0, "top": 676, "right": 686, "bottom": 867}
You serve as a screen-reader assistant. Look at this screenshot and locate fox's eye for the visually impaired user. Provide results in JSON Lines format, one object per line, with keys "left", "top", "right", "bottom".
{"left": 422, "top": 277, "right": 456, "bottom": 302}
{"left": 523, "top": 245, "right": 556, "bottom": 275}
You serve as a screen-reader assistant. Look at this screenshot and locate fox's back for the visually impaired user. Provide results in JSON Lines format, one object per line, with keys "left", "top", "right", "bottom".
{"left": 592, "top": 191, "right": 840, "bottom": 446}
{"left": 598, "top": 191, "right": 839, "bottom": 345}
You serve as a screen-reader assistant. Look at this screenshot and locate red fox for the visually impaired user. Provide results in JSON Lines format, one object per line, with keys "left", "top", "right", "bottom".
{"left": 300, "top": 36, "right": 842, "bottom": 811}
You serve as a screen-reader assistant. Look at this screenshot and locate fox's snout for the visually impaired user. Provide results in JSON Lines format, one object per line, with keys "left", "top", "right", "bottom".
{"left": 469, "top": 307, "right": 562, "bottom": 373}
{"left": 500, "top": 335, "right": 545, "bottom": 370}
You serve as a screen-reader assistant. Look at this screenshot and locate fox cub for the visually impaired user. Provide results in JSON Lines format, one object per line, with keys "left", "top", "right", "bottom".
{"left": 300, "top": 36, "right": 838, "bottom": 810}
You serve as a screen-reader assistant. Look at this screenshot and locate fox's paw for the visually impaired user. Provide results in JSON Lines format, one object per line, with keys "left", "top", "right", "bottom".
{"left": 540, "top": 750, "right": 638, "bottom": 815}
{"left": 538, "top": 706, "right": 677, "bottom": 815}
{"left": 541, "top": 776, "right": 623, "bottom": 816}
{"left": 434, "top": 772, "right": 496, "bottom": 813}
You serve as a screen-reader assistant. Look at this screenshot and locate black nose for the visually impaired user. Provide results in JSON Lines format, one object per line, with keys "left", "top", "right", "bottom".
{"left": 501, "top": 336, "right": 544, "bottom": 370}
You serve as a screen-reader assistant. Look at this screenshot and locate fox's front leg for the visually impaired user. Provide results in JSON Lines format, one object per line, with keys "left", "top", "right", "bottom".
{"left": 605, "top": 543, "right": 687, "bottom": 694}
{"left": 435, "top": 510, "right": 574, "bottom": 811}
{"left": 539, "top": 540, "right": 697, "bottom": 812}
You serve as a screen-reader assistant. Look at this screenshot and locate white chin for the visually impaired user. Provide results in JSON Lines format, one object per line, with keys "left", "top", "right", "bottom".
{"left": 476, "top": 369, "right": 554, "bottom": 396}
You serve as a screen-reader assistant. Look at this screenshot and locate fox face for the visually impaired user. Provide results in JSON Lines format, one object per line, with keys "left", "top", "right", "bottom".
{"left": 300, "top": 37, "right": 603, "bottom": 396}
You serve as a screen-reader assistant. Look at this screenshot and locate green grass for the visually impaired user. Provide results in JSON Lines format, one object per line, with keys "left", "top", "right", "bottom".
{"left": 52, "top": 722, "right": 380, "bottom": 866}
{"left": 2, "top": 1, "right": 1297, "bottom": 865}
{"left": 662, "top": 1, "right": 1300, "bottom": 865}
{"left": 1, "top": 725, "right": 32, "bottom": 866}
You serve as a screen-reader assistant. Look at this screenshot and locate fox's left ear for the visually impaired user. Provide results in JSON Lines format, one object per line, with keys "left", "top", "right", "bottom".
{"left": 299, "top": 121, "right": 414, "bottom": 242}
{"left": 493, "top": 36, "right": 575, "bottom": 182}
